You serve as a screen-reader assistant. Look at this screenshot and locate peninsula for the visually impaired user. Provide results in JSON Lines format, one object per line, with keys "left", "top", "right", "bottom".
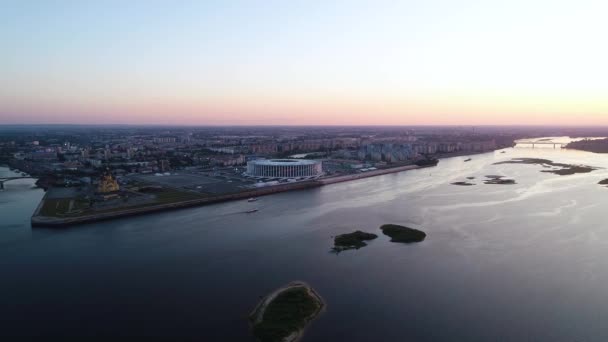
{"left": 30, "top": 162, "right": 437, "bottom": 227}
{"left": 566, "top": 138, "right": 608, "bottom": 153}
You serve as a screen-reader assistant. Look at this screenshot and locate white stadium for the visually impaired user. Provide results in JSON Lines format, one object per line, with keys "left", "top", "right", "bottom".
{"left": 245, "top": 159, "right": 323, "bottom": 179}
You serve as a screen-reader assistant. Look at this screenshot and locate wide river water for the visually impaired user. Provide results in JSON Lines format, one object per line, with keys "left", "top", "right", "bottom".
{"left": 2, "top": 138, "right": 608, "bottom": 341}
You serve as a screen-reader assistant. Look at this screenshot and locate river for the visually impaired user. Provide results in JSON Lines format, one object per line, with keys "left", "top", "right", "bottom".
{"left": 2, "top": 138, "right": 608, "bottom": 341}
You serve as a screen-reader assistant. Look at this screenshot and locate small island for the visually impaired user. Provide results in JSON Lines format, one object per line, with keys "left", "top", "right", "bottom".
{"left": 543, "top": 165, "right": 596, "bottom": 176}
{"left": 250, "top": 282, "right": 324, "bottom": 342}
{"left": 451, "top": 181, "right": 475, "bottom": 186}
{"left": 466, "top": 176, "right": 476, "bottom": 180}
{"left": 380, "top": 224, "right": 426, "bottom": 243}
{"left": 483, "top": 175, "right": 516, "bottom": 185}
{"left": 494, "top": 158, "right": 597, "bottom": 176}
{"left": 332, "top": 230, "right": 378, "bottom": 252}
{"left": 599, "top": 179, "right": 608, "bottom": 186}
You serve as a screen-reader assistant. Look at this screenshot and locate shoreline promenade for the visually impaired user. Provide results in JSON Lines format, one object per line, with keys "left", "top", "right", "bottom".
{"left": 31, "top": 163, "right": 428, "bottom": 227}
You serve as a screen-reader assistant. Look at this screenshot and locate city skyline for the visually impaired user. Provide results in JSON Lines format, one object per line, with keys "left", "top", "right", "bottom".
{"left": 2, "top": 1, "right": 608, "bottom": 126}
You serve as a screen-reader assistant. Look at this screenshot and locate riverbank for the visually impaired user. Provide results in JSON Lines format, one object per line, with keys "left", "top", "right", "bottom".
{"left": 318, "top": 164, "right": 421, "bottom": 185}
{"left": 31, "top": 180, "right": 321, "bottom": 227}
{"left": 31, "top": 164, "right": 435, "bottom": 227}
{"left": 30, "top": 149, "right": 499, "bottom": 227}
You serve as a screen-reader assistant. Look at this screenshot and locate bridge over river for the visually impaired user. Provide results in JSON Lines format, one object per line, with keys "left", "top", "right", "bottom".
{"left": 516, "top": 140, "right": 565, "bottom": 149}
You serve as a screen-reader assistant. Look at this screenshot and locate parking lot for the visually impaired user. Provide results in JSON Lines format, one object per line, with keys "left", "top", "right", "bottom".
{"left": 129, "top": 171, "right": 256, "bottom": 195}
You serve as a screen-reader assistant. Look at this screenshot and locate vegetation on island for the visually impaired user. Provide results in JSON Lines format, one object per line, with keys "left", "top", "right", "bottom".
{"left": 452, "top": 176, "right": 516, "bottom": 185}
{"left": 451, "top": 181, "right": 475, "bottom": 186}
{"left": 494, "top": 158, "right": 597, "bottom": 176}
{"left": 332, "top": 230, "right": 378, "bottom": 252}
{"left": 250, "top": 283, "right": 323, "bottom": 342}
{"left": 483, "top": 175, "right": 516, "bottom": 185}
{"left": 598, "top": 179, "right": 608, "bottom": 186}
{"left": 380, "top": 224, "right": 426, "bottom": 243}
{"left": 542, "top": 165, "right": 596, "bottom": 175}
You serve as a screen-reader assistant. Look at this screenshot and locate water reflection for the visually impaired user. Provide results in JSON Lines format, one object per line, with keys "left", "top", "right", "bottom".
{"left": 1, "top": 141, "right": 608, "bottom": 341}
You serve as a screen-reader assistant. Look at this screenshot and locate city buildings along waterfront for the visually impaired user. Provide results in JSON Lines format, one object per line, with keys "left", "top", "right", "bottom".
{"left": 0, "top": 126, "right": 520, "bottom": 227}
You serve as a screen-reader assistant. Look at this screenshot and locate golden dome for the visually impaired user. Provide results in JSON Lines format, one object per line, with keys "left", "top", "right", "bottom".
{"left": 97, "top": 171, "right": 119, "bottom": 193}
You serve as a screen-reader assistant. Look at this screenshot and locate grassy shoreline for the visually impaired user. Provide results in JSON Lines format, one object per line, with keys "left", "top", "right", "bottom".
{"left": 250, "top": 282, "right": 324, "bottom": 342}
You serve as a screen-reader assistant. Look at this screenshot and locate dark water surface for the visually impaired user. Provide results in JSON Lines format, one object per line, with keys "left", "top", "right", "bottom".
{"left": 2, "top": 141, "right": 608, "bottom": 341}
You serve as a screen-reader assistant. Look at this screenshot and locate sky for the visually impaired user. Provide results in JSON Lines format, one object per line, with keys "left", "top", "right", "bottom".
{"left": 1, "top": 0, "right": 608, "bottom": 126}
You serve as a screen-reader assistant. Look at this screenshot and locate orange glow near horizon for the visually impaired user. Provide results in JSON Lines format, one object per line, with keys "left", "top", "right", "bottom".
{"left": 3, "top": 89, "right": 608, "bottom": 126}
{"left": 2, "top": 1, "right": 608, "bottom": 126}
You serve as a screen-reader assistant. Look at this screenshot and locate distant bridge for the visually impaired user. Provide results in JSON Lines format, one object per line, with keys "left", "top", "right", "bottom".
{"left": 517, "top": 141, "right": 564, "bottom": 149}
{"left": 0, "top": 177, "right": 36, "bottom": 189}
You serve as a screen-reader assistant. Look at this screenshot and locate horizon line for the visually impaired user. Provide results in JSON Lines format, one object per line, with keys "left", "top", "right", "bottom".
{"left": 2, "top": 123, "right": 608, "bottom": 128}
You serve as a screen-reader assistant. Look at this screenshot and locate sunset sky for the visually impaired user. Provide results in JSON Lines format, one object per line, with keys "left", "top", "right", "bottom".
{"left": 1, "top": 0, "right": 608, "bottom": 125}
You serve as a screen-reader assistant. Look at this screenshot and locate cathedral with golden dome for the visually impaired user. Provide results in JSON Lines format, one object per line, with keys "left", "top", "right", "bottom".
{"left": 97, "top": 169, "right": 120, "bottom": 193}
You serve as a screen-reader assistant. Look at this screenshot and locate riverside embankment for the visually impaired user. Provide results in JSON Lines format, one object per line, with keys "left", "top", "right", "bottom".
{"left": 318, "top": 164, "right": 420, "bottom": 185}
{"left": 31, "top": 163, "right": 434, "bottom": 227}
{"left": 31, "top": 180, "right": 321, "bottom": 227}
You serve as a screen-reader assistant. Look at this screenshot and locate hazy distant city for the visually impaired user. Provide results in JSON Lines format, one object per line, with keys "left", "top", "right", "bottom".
{"left": 5, "top": 125, "right": 608, "bottom": 180}
{"left": 4, "top": 125, "right": 512, "bottom": 225}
